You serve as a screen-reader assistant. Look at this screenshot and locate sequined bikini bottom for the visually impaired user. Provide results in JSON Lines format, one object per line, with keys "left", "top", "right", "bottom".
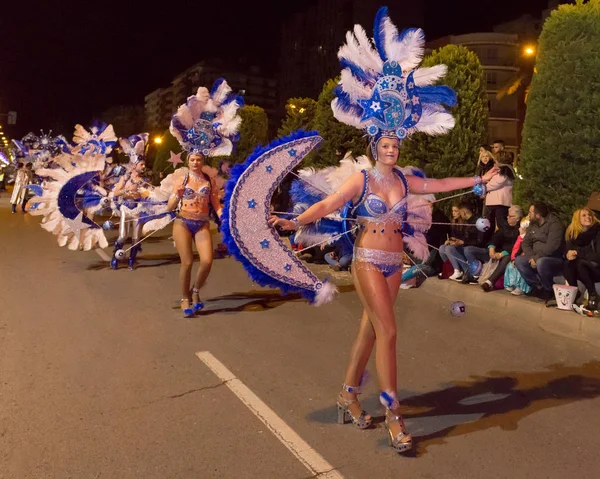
{"left": 353, "top": 247, "right": 404, "bottom": 278}
{"left": 177, "top": 216, "right": 208, "bottom": 236}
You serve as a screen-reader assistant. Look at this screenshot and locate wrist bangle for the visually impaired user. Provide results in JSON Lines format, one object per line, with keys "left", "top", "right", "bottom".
{"left": 292, "top": 218, "right": 300, "bottom": 229}
{"left": 473, "top": 175, "right": 482, "bottom": 185}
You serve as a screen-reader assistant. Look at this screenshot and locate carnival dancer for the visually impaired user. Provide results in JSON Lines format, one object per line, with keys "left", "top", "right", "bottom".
{"left": 269, "top": 7, "right": 498, "bottom": 453}
{"left": 167, "top": 79, "right": 243, "bottom": 317}
{"left": 110, "top": 134, "right": 152, "bottom": 270}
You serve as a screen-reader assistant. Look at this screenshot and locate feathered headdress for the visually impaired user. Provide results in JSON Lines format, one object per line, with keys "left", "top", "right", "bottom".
{"left": 72, "top": 121, "right": 117, "bottom": 155}
{"left": 332, "top": 6, "right": 457, "bottom": 158}
{"left": 119, "top": 133, "right": 149, "bottom": 165}
{"left": 169, "top": 78, "right": 243, "bottom": 157}
{"left": 21, "top": 131, "right": 68, "bottom": 159}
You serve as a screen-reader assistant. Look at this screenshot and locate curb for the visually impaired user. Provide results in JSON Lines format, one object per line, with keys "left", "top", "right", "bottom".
{"left": 420, "top": 278, "right": 600, "bottom": 347}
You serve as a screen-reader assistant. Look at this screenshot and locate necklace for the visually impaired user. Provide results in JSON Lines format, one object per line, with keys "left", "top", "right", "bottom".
{"left": 370, "top": 167, "right": 396, "bottom": 189}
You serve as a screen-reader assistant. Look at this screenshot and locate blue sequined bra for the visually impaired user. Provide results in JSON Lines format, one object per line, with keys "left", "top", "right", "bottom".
{"left": 352, "top": 169, "right": 409, "bottom": 226}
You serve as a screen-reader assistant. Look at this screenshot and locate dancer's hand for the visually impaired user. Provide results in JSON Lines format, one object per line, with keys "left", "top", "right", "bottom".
{"left": 268, "top": 216, "right": 297, "bottom": 230}
{"left": 175, "top": 184, "right": 186, "bottom": 199}
{"left": 482, "top": 166, "right": 500, "bottom": 183}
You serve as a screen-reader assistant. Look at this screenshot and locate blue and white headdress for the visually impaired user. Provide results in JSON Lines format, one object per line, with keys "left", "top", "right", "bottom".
{"left": 170, "top": 78, "right": 243, "bottom": 157}
{"left": 72, "top": 122, "right": 117, "bottom": 155}
{"left": 119, "top": 133, "right": 149, "bottom": 166}
{"left": 21, "top": 130, "right": 68, "bottom": 160}
{"left": 332, "top": 6, "right": 457, "bottom": 159}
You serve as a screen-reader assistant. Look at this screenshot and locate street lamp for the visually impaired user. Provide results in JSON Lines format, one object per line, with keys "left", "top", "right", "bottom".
{"left": 153, "top": 136, "right": 163, "bottom": 145}
{"left": 523, "top": 45, "right": 535, "bottom": 57}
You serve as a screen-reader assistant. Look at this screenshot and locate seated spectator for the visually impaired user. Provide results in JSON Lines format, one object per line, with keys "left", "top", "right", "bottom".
{"left": 563, "top": 207, "right": 600, "bottom": 310}
{"left": 498, "top": 217, "right": 532, "bottom": 295}
{"left": 468, "top": 204, "right": 523, "bottom": 287}
{"left": 439, "top": 202, "right": 481, "bottom": 281}
{"left": 484, "top": 150, "right": 515, "bottom": 235}
{"left": 515, "top": 202, "right": 565, "bottom": 301}
{"left": 325, "top": 239, "right": 353, "bottom": 272}
{"left": 404, "top": 208, "right": 451, "bottom": 285}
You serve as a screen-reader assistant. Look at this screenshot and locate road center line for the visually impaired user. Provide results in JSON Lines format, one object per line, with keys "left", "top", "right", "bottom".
{"left": 195, "top": 351, "right": 344, "bottom": 479}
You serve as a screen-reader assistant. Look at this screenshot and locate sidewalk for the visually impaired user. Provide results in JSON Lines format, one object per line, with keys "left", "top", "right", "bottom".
{"left": 308, "top": 259, "right": 600, "bottom": 348}
{"left": 419, "top": 278, "right": 600, "bottom": 347}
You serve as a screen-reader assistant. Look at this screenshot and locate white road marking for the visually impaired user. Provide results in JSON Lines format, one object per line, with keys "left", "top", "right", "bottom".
{"left": 94, "top": 248, "right": 110, "bottom": 261}
{"left": 196, "top": 351, "right": 344, "bottom": 479}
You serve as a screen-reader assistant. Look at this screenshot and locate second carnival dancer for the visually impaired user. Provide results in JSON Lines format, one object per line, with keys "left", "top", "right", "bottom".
{"left": 110, "top": 134, "right": 152, "bottom": 270}
{"left": 167, "top": 79, "right": 243, "bottom": 317}
{"left": 269, "top": 7, "right": 499, "bottom": 453}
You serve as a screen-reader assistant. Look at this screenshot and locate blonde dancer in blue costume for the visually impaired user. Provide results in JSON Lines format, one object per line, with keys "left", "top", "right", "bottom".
{"left": 270, "top": 7, "right": 498, "bottom": 453}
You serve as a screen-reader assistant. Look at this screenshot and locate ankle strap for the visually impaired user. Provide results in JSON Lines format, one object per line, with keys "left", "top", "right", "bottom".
{"left": 380, "top": 391, "right": 399, "bottom": 410}
{"left": 342, "top": 384, "right": 361, "bottom": 394}
{"left": 192, "top": 288, "right": 200, "bottom": 294}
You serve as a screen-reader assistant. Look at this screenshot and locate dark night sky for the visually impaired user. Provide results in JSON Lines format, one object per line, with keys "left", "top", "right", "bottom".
{"left": 1, "top": 0, "right": 549, "bottom": 138}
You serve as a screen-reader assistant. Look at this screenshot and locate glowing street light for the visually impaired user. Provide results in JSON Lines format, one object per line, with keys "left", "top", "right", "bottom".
{"left": 153, "top": 136, "right": 163, "bottom": 145}
{"left": 523, "top": 45, "right": 535, "bottom": 57}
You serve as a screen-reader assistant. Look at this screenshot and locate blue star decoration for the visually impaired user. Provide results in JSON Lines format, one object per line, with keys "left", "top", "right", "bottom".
{"left": 247, "top": 199, "right": 256, "bottom": 209}
{"left": 265, "top": 165, "right": 273, "bottom": 173}
{"left": 288, "top": 149, "right": 297, "bottom": 157}
{"left": 284, "top": 264, "right": 292, "bottom": 272}
{"left": 260, "top": 239, "right": 270, "bottom": 249}
{"left": 358, "top": 89, "right": 392, "bottom": 124}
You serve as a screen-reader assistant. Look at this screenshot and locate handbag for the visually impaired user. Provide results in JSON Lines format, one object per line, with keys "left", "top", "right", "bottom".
{"left": 478, "top": 259, "right": 499, "bottom": 285}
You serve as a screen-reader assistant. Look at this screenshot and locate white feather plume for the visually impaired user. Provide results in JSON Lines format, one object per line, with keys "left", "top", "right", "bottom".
{"left": 389, "top": 29, "right": 425, "bottom": 71}
{"left": 413, "top": 65, "right": 448, "bottom": 86}
{"left": 404, "top": 232, "right": 430, "bottom": 262}
{"left": 353, "top": 25, "right": 383, "bottom": 72}
{"left": 331, "top": 99, "right": 364, "bottom": 128}
{"left": 414, "top": 108, "right": 455, "bottom": 135}
{"left": 339, "top": 69, "right": 372, "bottom": 101}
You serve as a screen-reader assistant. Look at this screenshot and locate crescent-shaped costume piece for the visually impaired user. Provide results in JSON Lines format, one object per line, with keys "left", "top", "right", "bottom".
{"left": 222, "top": 130, "right": 338, "bottom": 305}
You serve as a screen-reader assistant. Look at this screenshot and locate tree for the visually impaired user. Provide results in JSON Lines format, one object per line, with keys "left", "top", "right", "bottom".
{"left": 277, "top": 98, "right": 317, "bottom": 137}
{"left": 231, "top": 105, "right": 268, "bottom": 164}
{"left": 515, "top": 0, "right": 600, "bottom": 222}
{"left": 399, "top": 45, "right": 488, "bottom": 184}
{"left": 310, "top": 78, "right": 366, "bottom": 167}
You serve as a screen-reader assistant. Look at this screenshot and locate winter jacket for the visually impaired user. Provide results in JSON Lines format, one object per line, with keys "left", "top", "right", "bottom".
{"left": 489, "top": 223, "right": 520, "bottom": 254}
{"left": 522, "top": 214, "right": 565, "bottom": 261}
{"left": 485, "top": 164, "right": 515, "bottom": 207}
{"left": 451, "top": 215, "right": 482, "bottom": 247}
{"left": 566, "top": 223, "right": 600, "bottom": 263}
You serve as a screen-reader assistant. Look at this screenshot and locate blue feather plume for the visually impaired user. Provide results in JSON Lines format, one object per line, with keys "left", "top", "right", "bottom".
{"left": 339, "top": 58, "right": 373, "bottom": 84}
{"left": 415, "top": 85, "right": 457, "bottom": 107}
{"left": 373, "top": 6, "right": 389, "bottom": 62}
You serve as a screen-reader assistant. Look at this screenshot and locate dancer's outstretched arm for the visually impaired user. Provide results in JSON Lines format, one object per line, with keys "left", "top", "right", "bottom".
{"left": 269, "top": 172, "right": 364, "bottom": 231}
{"left": 408, "top": 166, "right": 498, "bottom": 194}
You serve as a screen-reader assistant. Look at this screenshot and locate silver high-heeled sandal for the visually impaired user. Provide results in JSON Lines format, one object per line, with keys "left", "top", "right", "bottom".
{"left": 336, "top": 384, "right": 372, "bottom": 429}
{"left": 381, "top": 391, "right": 413, "bottom": 453}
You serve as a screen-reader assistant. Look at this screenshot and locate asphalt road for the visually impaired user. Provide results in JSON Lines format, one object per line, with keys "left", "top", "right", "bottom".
{"left": 2, "top": 196, "right": 600, "bottom": 479}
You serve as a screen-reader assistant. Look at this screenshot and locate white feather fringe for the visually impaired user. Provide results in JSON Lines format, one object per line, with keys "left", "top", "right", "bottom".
{"left": 313, "top": 281, "right": 338, "bottom": 306}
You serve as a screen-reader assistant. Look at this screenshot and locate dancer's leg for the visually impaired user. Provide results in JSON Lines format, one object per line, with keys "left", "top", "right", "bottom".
{"left": 193, "top": 226, "right": 214, "bottom": 290}
{"left": 173, "top": 220, "right": 195, "bottom": 304}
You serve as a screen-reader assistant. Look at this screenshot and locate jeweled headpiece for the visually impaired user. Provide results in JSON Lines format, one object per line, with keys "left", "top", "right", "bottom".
{"left": 170, "top": 78, "right": 243, "bottom": 157}
{"left": 72, "top": 121, "right": 117, "bottom": 155}
{"left": 119, "top": 133, "right": 149, "bottom": 165}
{"left": 331, "top": 7, "right": 457, "bottom": 159}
